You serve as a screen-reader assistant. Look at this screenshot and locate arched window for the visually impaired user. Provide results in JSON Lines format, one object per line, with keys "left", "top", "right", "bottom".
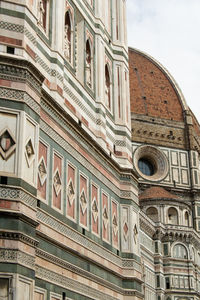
{"left": 146, "top": 207, "right": 159, "bottom": 223}
{"left": 168, "top": 207, "right": 178, "bottom": 225}
{"left": 64, "top": 10, "right": 72, "bottom": 62}
{"left": 85, "top": 39, "right": 92, "bottom": 88}
{"left": 173, "top": 244, "right": 188, "bottom": 259}
{"left": 105, "top": 64, "right": 111, "bottom": 109}
{"left": 184, "top": 211, "right": 189, "bottom": 226}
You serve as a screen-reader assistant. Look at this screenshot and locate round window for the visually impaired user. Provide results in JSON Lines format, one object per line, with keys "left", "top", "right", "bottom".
{"left": 133, "top": 145, "right": 169, "bottom": 181}
{"left": 138, "top": 158, "right": 155, "bottom": 176}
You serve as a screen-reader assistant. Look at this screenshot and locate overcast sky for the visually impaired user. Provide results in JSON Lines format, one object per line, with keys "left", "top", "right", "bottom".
{"left": 127, "top": 0, "right": 200, "bottom": 122}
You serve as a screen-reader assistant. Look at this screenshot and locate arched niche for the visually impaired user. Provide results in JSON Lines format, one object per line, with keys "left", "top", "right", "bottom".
{"left": 146, "top": 207, "right": 159, "bottom": 223}
{"left": 184, "top": 211, "right": 189, "bottom": 227}
{"left": 168, "top": 207, "right": 178, "bottom": 225}
{"left": 173, "top": 243, "right": 188, "bottom": 259}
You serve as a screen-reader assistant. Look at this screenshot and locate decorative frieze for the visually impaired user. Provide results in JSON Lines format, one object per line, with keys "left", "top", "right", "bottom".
{"left": 0, "top": 186, "right": 37, "bottom": 209}
{"left": 36, "top": 265, "right": 118, "bottom": 300}
{"left": 0, "top": 88, "right": 40, "bottom": 114}
{"left": 0, "top": 62, "right": 42, "bottom": 92}
{"left": 0, "top": 249, "right": 35, "bottom": 269}
{"left": 0, "top": 231, "right": 38, "bottom": 247}
{"left": 0, "top": 20, "right": 24, "bottom": 33}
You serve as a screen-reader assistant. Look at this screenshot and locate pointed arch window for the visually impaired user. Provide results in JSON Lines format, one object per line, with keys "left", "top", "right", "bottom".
{"left": 64, "top": 9, "right": 73, "bottom": 63}
{"left": 85, "top": 38, "right": 92, "bottom": 88}
{"left": 105, "top": 63, "right": 111, "bottom": 109}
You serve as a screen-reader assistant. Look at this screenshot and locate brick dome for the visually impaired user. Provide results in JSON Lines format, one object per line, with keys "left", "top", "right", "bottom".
{"left": 129, "top": 48, "right": 186, "bottom": 122}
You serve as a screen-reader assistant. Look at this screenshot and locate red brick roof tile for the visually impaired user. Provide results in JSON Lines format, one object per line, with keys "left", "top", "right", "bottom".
{"left": 139, "top": 186, "right": 179, "bottom": 201}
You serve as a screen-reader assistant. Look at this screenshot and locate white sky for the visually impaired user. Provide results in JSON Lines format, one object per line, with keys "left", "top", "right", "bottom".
{"left": 127, "top": 0, "right": 200, "bottom": 122}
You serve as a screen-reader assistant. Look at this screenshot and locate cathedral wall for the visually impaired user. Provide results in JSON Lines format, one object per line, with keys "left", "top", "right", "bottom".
{"left": 0, "top": 1, "right": 143, "bottom": 299}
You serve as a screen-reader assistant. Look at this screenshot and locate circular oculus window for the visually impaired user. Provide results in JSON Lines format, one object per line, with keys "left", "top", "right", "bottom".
{"left": 133, "top": 145, "right": 169, "bottom": 181}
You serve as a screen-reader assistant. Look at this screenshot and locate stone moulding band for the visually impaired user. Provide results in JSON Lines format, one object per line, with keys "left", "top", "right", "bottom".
{"left": 37, "top": 210, "right": 141, "bottom": 271}
{"left": 36, "top": 265, "right": 142, "bottom": 300}
{"left": 36, "top": 248, "right": 141, "bottom": 296}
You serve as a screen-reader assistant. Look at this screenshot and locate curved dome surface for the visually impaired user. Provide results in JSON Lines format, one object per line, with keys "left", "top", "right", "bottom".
{"left": 139, "top": 186, "right": 179, "bottom": 201}
{"left": 129, "top": 47, "right": 188, "bottom": 122}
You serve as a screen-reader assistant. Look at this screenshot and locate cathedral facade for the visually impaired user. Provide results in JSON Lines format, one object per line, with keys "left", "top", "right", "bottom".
{"left": 0, "top": 1, "right": 199, "bottom": 300}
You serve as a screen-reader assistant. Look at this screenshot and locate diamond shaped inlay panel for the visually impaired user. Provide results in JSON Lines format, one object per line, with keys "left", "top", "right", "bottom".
{"left": 103, "top": 206, "right": 109, "bottom": 229}
{"left": 38, "top": 157, "right": 47, "bottom": 186}
{"left": 0, "top": 127, "right": 16, "bottom": 160}
{"left": 123, "top": 221, "right": 129, "bottom": 241}
{"left": 25, "top": 138, "right": 35, "bottom": 167}
{"left": 80, "top": 189, "right": 87, "bottom": 215}
{"left": 53, "top": 169, "right": 62, "bottom": 196}
{"left": 112, "top": 214, "right": 118, "bottom": 237}
{"left": 133, "top": 224, "right": 138, "bottom": 244}
{"left": 92, "top": 197, "right": 98, "bottom": 223}
{"left": 67, "top": 179, "right": 75, "bottom": 207}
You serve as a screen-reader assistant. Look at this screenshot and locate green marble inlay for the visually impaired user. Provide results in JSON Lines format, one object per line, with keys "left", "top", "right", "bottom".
{"left": 0, "top": 263, "right": 35, "bottom": 279}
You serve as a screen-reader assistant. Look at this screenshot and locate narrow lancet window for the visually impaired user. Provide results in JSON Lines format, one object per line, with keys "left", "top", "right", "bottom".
{"left": 86, "top": 39, "right": 92, "bottom": 87}
{"left": 64, "top": 10, "right": 72, "bottom": 62}
{"left": 105, "top": 64, "right": 111, "bottom": 109}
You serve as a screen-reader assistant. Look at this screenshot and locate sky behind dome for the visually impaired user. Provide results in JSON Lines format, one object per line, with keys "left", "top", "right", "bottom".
{"left": 127, "top": 0, "right": 200, "bottom": 122}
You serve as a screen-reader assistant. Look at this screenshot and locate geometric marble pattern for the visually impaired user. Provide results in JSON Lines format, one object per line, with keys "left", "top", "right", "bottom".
{"left": 103, "top": 206, "right": 109, "bottom": 229}
{"left": 112, "top": 213, "right": 118, "bottom": 237}
{"left": 123, "top": 221, "right": 129, "bottom": 241}
{"left": 80, "top": 189, "right": 87, "bottom": 215}
{"left": 38, "top": 157, "right": 47, "bottom": 186}
{"left": 53, "top": 168, "right": 62, "bottom": 196}
{"left": 0, "top": 127, "right": 16, "bottom": 160}
{"left": 67, "top": 179, "right": 75, "bottom": 207}
{"left": 25, "top": 138, "right": 35, "bottom": 167}
{"left": 92, "top": 197, "right": 98, "bottom": 223}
